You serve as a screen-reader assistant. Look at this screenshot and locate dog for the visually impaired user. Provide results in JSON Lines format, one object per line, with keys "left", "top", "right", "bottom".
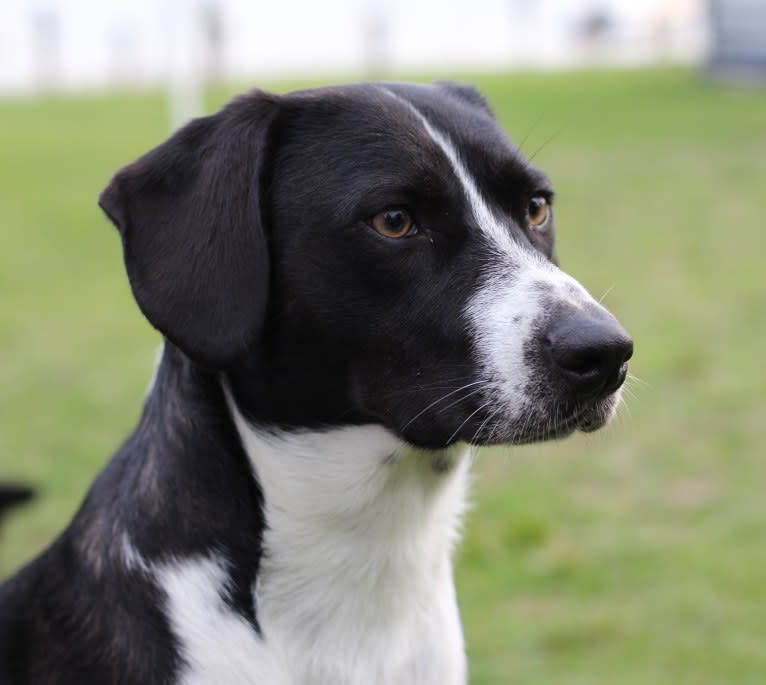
{"left": 0, "top": 82, "right": 632, "bottom": 684}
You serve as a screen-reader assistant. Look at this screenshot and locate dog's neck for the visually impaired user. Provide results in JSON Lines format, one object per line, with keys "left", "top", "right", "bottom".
{"left": 70, "top": 344, "right": 471, "bottom": 681}
{"left": 73, "top": 345, "right": 260, "bottom": 596}
{"left": 94, "top": 344, "right": 470, "bottom": 561}
{"left": 223, "top": 381, "right": 471, "bottom": 680}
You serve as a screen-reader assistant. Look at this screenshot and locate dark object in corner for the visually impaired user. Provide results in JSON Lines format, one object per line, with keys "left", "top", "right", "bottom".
{"left": 0, "top": 485, "right": 34, "bottom": 519}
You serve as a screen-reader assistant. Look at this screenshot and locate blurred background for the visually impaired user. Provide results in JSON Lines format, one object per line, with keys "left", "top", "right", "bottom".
{"left": 1, "top": 1, "right": 765, "bottom": 683}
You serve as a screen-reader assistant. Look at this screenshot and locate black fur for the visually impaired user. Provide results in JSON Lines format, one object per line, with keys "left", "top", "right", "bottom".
{"left": 0, "top": 347, "right": 263, "bottom": 684}
{"left": 0, "top": 485, "right": 33, "bottom": 518}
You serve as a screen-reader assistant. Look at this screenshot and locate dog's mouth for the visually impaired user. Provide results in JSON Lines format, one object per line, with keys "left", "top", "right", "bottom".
{"left": 517, "top": 402, "right": 613, "bottom": 443}
{"left": 396, "top": 387, "right": 624, "bottom": 449}
{"left": 463, "top": 391, "right": 621, "bottom": 447}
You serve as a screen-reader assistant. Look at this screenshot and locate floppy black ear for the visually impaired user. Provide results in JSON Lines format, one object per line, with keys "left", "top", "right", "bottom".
{"left": 99, "top": 90, "right": 279, "bottom": 368}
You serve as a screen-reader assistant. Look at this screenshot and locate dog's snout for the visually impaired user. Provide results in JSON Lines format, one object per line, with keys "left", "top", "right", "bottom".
{"left": 545, "top": 313, "right": 633, "bottom": 400}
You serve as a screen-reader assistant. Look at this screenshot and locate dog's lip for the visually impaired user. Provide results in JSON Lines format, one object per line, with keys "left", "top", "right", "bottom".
{"left": 453, "top": 391, "right": 619, "bottom": 447}
{"left": 529, "top": 411, "right": 583, "bottom": 442}
{"left": 478, "top": 408, "right": 584, "bottom": 446}
{"left": 577, "top": 412, "right": 607, "bottom": 433}
{"left": 510, "top": 401, "right": 607, "bottom": 444}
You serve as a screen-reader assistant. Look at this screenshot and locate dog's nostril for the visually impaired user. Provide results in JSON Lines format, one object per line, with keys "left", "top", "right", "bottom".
{"left": 556, "top": 348, "right": 602, "bottom": 376}
{"left": 546, "top": 314, "right": 633, "bottom": 400}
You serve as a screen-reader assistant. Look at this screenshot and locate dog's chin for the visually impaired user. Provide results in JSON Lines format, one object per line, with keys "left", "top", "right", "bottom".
{"left": 397, "top": 389, "right": 623, "bottom": 450}
{"left": 464, "top": 390, "right": 622, "bottom": 447}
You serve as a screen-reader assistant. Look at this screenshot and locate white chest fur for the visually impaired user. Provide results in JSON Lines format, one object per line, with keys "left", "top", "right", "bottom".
{"left": 156, "top": 392, "right": 470, "bottom": 684}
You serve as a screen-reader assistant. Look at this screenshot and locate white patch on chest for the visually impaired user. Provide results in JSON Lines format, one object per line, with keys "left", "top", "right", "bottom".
{"left": 156, "top": 555, "right": 289, "bottom": 685}
{"left": 152, "top": 390, "right": 471, "bottom": 684}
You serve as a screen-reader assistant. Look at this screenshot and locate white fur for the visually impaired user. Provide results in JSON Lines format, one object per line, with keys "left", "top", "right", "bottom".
{"left": 157, "top": 555, "right": 289, "bottom": 685}
{"left": 144, "top": 342, "right": 165, "bottom": 399}
{"left": 467, "top": 264, "right": 605, "bottom": 425}
{"left": 121, "top": 537, "right": 286, "bottom": 684}
{"left": 121, "top": 531, "right": 150, "bottom": 574}
{"left": 230, "top": 397, "right": 470, "bottom": 685}
{"left": 147, "top": 389, "right": 471, "bottom": 685}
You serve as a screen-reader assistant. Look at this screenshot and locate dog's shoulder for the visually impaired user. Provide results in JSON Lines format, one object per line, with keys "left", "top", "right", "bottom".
{"left": 0, "top": 528, "right": 179, "bottom": 684}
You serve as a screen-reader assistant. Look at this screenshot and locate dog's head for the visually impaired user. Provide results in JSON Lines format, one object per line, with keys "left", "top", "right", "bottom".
{"left": 100, "top": 82, "right": 631, "bottom": 449}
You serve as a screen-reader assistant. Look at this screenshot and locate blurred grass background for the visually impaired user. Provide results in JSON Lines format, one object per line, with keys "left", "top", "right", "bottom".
{"left": 1, "top": 68, "right": 765, "bottom": 683}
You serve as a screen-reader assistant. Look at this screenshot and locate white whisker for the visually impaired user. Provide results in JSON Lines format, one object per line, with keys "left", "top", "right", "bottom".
{"left": 598, "top": 283, "right": 615, "bottom": 304}
{"left": 626, "top": 372, "right": 650, "bottom": 388}
{"left": 446, "top": 399, "right": 495, "bottom": 445}
{"left": 400, "top": 380, "right": 484, "bottom": 431}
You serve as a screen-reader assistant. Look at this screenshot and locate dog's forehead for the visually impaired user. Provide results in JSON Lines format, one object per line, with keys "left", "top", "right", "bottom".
{"left": 277, "top": 85, "right": 446, "bottom": 186}
{"left": 279, "top": 83, "right": 536, "bottom": 180}
{"left": 381, "top": 83, "right": 510, "bottom": 155}
{"left": 270, "top": 82, "right": 557, "bottom": 267}
{"left": 274, "top": 83, "right": 552, "bottom": 252}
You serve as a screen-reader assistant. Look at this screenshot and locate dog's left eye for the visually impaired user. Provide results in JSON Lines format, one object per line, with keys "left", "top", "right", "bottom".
{"left": 527, "top": 195, "right": 550, "bottom": 229}
{"left": 370, "top": 209, "right": 416, "bottom": 239}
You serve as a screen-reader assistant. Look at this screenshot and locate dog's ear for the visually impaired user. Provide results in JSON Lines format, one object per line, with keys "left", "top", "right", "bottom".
{"left": 99, "top": 91, "right": 279, "bottom": 368}
{"left": 434, "top": 81, "right": 493, "bottom": 116}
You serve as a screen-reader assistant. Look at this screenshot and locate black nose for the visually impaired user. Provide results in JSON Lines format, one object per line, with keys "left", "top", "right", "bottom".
{"left": 546, "top": 312, "right": 633, "bottom": 401}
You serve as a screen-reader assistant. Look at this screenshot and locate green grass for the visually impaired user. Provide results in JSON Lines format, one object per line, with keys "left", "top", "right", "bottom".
{"left": 1, "top": 68, "right": 765, "bottom": 683}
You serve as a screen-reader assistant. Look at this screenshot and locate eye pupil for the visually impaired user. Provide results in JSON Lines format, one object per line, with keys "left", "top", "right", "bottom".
{"left": 385, "top": 211, "right": 405, "bottom": 230}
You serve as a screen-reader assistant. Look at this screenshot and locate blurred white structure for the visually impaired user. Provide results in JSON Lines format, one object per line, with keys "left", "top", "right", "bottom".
{"left": 0, "top": 0, "right": 710, "bottom": 97}
{"left": 708, "top": 0, "right": 766, "bottom": 80}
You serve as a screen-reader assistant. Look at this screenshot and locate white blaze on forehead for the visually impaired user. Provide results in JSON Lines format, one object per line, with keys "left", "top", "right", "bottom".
{"left": 379, "top": 86, "right": 610, "bottom": 423}
{"left": 380, "top": 86, "right": 529, "bottom": 260}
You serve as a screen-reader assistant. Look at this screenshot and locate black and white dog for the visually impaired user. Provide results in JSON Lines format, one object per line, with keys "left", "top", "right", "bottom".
{"left": 0, "top": 82, "right": 632, "bottom": 684}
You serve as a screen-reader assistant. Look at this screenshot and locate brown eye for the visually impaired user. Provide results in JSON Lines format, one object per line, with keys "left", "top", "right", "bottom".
{"left": 527, "top": 195, "right": 550, "bottom": 228}
{"left": 370, "top": 209, "right": 415, "bottom": 239}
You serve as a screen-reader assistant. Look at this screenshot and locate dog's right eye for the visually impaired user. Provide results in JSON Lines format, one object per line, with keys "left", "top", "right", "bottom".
{"left": 369, "top": 209, "right": 416, "bottom": 239}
